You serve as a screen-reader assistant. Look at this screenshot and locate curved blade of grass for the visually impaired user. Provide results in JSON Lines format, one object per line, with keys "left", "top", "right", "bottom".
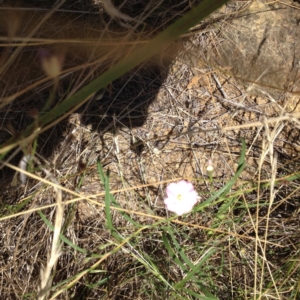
{"left": 0, "top": 194, "right": 32, "bottom": 217}
{"left": 162, "top": 233, "right": 188, "bottom": 274}
{"left": 38, "top": 210, "right": 87, "bottom": 254}
{"left": 194, "top": 280, "right": 220, "bottom": 299}
{"left": 215, "top": 196, "right": 236, "bottom": 218}
{"left": 49, "top": 225, "right": 152, "bottom": 299}
{"left": 124, "top": 244, "right": 170, "bottom": 288}
{"left": 110, "top": 194, "right": 142, "bottom": 228}
{"left": 174, "top": 247, "right": 217, "bottom": 290}
{"left": 0, "top": 0, "right": 229, "bottom": 154}
{"left": 195, "top": 138, "right": 246, "bottom": 212}
{"left": 49, "top": 268, "right": 110, "bottom": 293}
{"left": 163, "top": 226, "right": 194, "bottom": 270}
{"left": 182, "top": 287, "right": 218, "bottom": 300}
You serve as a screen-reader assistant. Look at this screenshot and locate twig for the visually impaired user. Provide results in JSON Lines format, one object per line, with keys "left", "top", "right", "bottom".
{"left": 212, "top": 73, "right": 227, "bottom": 99}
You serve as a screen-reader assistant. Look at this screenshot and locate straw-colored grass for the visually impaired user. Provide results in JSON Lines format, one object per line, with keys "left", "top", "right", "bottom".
{"left": 0, "top": 1, "right": 299, "bottom": 299}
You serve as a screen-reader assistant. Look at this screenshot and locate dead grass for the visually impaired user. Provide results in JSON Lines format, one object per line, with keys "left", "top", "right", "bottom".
{"left": 0, "top": 0, "right": 300, "bottom": 299}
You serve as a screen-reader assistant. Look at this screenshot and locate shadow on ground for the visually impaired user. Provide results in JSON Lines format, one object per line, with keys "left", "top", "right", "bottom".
{"left": 0, "top": 1, "right": 198, "bottom": 192}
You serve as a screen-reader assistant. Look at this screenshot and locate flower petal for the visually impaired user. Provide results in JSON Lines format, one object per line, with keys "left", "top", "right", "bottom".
{"left": 177, "top": 180, "right": 195, "bottom": 194}
{"left": 166, "top": 182, "right": 181, "bottom": 198}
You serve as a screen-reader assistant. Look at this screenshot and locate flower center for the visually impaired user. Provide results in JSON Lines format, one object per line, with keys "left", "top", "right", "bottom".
{"left": 176, "top": 193, "right": 183, "bottom": 201}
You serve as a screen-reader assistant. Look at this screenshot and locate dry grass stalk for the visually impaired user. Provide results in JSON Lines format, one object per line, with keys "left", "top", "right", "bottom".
{"left": 37, "top": 172, "right": 63, "bottom": 300}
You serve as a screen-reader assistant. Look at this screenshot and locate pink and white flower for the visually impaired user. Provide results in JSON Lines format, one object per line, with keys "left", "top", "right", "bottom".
{"left": 164, "top": 180, "right": 199, "bottom": 216}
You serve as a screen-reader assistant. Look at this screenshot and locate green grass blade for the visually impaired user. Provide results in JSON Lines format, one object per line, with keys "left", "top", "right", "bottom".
{"left": 104, "top": 171, "right": 114, "bottom": 234}
{"left": 98, "top": 161, "right": 117, "bottom": 234}
{"left": 162, "top": 233, "right": 188, "bottom": 273}
{"left": 174, "top": 248, "right": 217, "bottom": 289}
{"left": 110, "top": 195, "right": 142, "bottom": 227}
{"left": 38, "top": 210, "right": 87, "bottom": 254}
{"left": 97, "top": 161, "right": 141, "bottom": 227}
{"left": 97, "top": 159, "right": 106, "bottom": 186}
{"left": 0, "top": 195, "right": 32, "bottom": 217}
{"left": 164, "top": 226, "right": 194, "bottom": 270}
{"left": 103, "top": 170, "right": 124, "bottom": 241}
{"left": 182, "top": 287, "right": 218, "bottom": 300}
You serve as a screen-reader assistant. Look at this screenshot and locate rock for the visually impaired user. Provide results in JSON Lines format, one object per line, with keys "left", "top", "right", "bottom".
{"left": 208, "top": 0, "right": 300, "bottom": 98}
